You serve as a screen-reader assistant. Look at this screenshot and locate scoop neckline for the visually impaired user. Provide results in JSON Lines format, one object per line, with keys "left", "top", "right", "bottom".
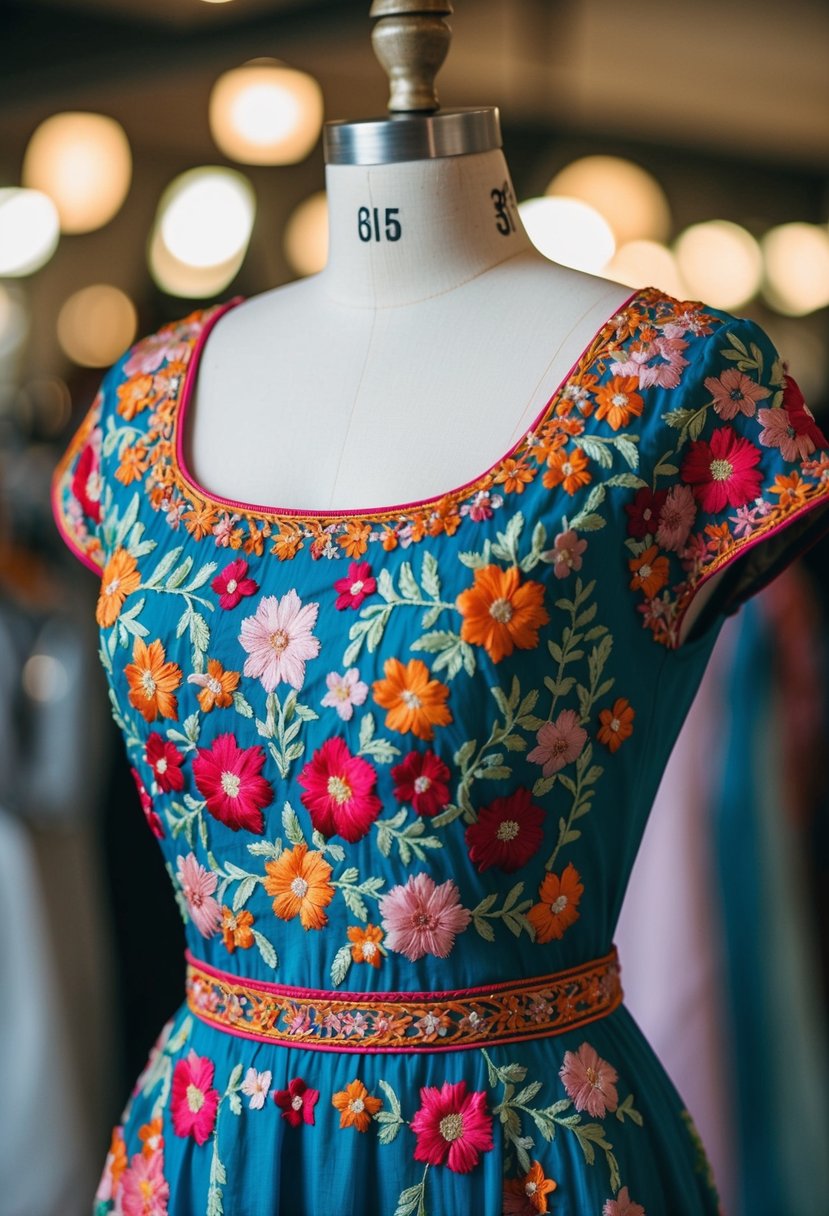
{"left": 171, "top": 284, "right": 650, "bottom": 524}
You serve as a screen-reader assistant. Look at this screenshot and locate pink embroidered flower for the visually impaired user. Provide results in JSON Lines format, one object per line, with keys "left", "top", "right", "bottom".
{"left": 211, "top": 558, "right": 259, "bottom": 609}
{"left": 544, "top": 528, "right": 588, "bottom": 578}
{"left": 192, "top": 733, "right": 273, "bottom": 834}
{"left": 273, "top": 1076, "right": 319, "bottom": 1127}
{"left": 654, "top": 484, "right": 696, "bottom": 552}
{"left": 559, "top": 1042, "right": 619, "bottom": 1118}
{"left": 320, "top": 667, "right": 369, "bottom": 722}
{"left": 130, "top": 767, "right": 164, "bottom": 839}
{"left": 333, "top": 560, "right": 377, "bottom": 609}
{"left": 170, "top": 1050, "right": 220, "bottom": 1144}
{"left": 145, "top": 734, "right": 185, "bottom": 793}
{"left": 175, "top": 852, "right": 221, "bottom": 937}
{"left": 680, "top": 426, "right": 763, "bottom": 513}
{"left": 612, "top": 336, "right": 688, "bottom": 389}
{"left": 239, "top": 590, "right": 321, "bottom": 692}
{"left": 410, "top": 1080, "right": 494, "bottom": 1173}
{"left": 297, "top": 737, "right": 382, "bottom": 842}
{"left": 379, "top": 872, "right": 471, "bottom": 960}
{"left": 240, "top": 1068, "right": 272, "bottom": 1110}
{"left": 119, "top": 1149, "right": 170, "bottom": 1216}
{"left": 527, "top": 710, "right": 587, "bottom": 776}
{"left": 391, "top": 749, "right": 452, "bottom": 818}
{"left": 464, "top": 489, "right": 499, "bottom": 521}
{"left": 464, "top": 786, "right": 545, "bottom": 873}
{"left": 758, "top": 375, "right": 827, "bottom": 460}
{"left": 71, "top": 436, "right": 103, "bottom": 523}
{"left": 624, "top": 487, "right": 668, "bottom": 539}
{"left": 123, "top": 331, "right": 191, "bottom": 375}
{"left": 705, "top": 367, "right": 770, "bottom": 419}
{"left": 212, "top": 512, "right": 241, "bottom": 547}
{"left": 603, "top": 1186, "right": 646, "bottom": 1216}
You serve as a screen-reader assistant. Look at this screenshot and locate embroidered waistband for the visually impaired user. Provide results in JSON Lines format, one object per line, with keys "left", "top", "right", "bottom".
{"left": 184, "top": 947, "right": 622, "bottom": 1053}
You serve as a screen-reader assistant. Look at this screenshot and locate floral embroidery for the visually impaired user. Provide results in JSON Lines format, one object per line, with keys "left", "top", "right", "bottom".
{"left": 603, "top": 1187, "right": 646, "bottom": 1216}
{"left": 211, "top": 557, "right": 258, "bottom": 608}
{"left": 559, "top": 1041, "right": 619, "bottom": 1117}
{"left": 334, "top": 559, "right": 377, "bottom": 609}
{"left": 464, "top": 787, "right": 545, "bottom": 873}
{"left": 145, "top": 734, "right": 185, "bottom": 792}
{"left": 192, "top": 733, "right": 273, "bottom": 833}
{"left": 527, "top": 863, "right": 584, "bottom": 943}
{"left": 264, "top": 842, "right": 335, "bottom": 929}
{"left": 371, "top": 656, "right": 453, "bottom": 740}
{"left": 331, "top": 1079, "right": 383, "bottom": 1131}
{"left": 502, "top": 1160, "right": 558, "bottom": 1214}
{"left": 391, "top": 748, "right": 451, "bottom": 817}
{"left": 297, "top": 736, "right": 383, "bottom": 842}
{"left": 456, "top": 564, "right": 550, "bottom": 662}
{"left": 125, "top": 637, "right": 183, "bottom": 722}
{"left": 176, "top": 852, "right": 221, "bottom": 937}
{"left": 187, "top": 658, "right": 240, "bottom": 712}
{"left": 410, "top": 1080, "right": 494, "bottom": 1172}
{"left": 379, "top": 872, "right": 471, "bottom": 961}
{"left": 171, "top": 1050, "right": 220, "bottom": 1144}
{"left": 273, "top": 1076, "right": 319, "bottom": 1127}
{"left": 239, "top": 590, "right": 321, "bottom": 692}
{"left": 97, "top": 547, "right": 141, "bottom": 626}
{"left": 596, "top": 697, "right": 635, "bottom": 753}
{"left": 321, "top": 666, "right": 369, "bottom": 720}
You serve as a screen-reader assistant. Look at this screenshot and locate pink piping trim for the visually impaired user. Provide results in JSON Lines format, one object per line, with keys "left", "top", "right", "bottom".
{"left": 172, "top": 287, "right": 647, "bottom": 521}
{"left": 50, "top": 467, "right": 103, "bottom": 575}
{"left": 185, "top": 946, "right": 617, "bottom": 1002}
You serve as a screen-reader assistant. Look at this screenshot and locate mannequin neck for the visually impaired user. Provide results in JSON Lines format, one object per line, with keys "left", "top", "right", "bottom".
{"left": 321, "top": 146, "right": 534, "bottom": 308}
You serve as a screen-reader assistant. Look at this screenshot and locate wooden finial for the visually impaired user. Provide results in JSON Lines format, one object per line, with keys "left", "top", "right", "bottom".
{"left": 369, "top": 1, "right": 454, "bottom": 114}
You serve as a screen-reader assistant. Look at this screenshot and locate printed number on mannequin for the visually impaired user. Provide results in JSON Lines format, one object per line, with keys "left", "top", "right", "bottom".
{"left": 491, "top": 182, "right": 516, "bottom": 236}
{"left": 358, "top": 207, "right": 402, "bottom": 243}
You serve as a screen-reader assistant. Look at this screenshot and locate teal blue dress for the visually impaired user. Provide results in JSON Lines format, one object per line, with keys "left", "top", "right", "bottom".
{"left": 53, "top": 286, "right": 829, "bottom": 1216}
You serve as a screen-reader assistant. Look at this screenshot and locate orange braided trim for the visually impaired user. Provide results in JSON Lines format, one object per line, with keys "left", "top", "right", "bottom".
{"left": 185, "top": 947, "right": 622, "bottom": 1053}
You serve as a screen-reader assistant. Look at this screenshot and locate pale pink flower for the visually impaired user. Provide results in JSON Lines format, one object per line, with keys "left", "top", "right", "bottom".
{"left": 321, "top": 667, "right": 369, "bottom": 721}
{"left": 119, "top": 1149, "right": 170, "bottom": 1216}
{"left": 379, "top": 872, "right": 471, "bottom": 961}
{"left": 212, "top": 512, "right": 242, "bottom": 547}
{"left": 239, "top": 590, "right": 321, "bottom": 692}
{"left": 240, "top": 1068, "right": 272, "bottom": 1110}
{"left": 176, "top": 852, "right": 221, "bottom": 938}
{"left": 654, "top": 484, "right": 696, "bottom": 552}
{"left": 123, "top": 332, "right": 185, "bottom": 375}
{"left": 463, "top": 490, "right": 499, "bottom": 521}
{"left": 757, "top": 404, "right": 816, "bottom": 461}
{"left": 527, "top": 709, "right": 587, "bottom": 776}
{"left": 612, "top": 337, "right": 688, "bottom": 389}
{"left": 545, "top": 528, "right": 587, "bottom": 579}
{"left": 603, "top": 1186, "right": 646, "bottom": 1216}
{"left": 705, "top": 368, "right": 769, "bottom": 419}
{"left": 559, "top": 1041, "right": 619, "bottom": 1117}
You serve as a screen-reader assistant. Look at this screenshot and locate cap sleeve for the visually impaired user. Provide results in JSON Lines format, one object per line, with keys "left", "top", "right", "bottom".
{"left": 628, "top": 315, "right": 829, "bottom": 648}
{"left": 51, "top": 373, "right": 109, "bottom": 573}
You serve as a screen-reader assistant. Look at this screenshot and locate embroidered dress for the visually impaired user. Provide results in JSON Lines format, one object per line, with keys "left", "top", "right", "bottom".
{"left": 53, "top": 286, "right": 829, "bottom": 1216}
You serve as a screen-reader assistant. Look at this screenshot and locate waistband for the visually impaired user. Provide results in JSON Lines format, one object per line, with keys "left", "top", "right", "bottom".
{"left": 185, "top": 946, "right": 622, "bottom": 1054}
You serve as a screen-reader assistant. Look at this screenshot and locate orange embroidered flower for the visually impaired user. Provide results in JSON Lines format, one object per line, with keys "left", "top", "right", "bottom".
{"left": 769, "top": 471, "right": 809, "bottom": 510}
{"left": 263, "top": 843, "right": 335, "bottom": 930}
{"left": 331, "top": 1079, "right": 383, "bottom": 1132}
{"left": 116, "top": 374, "right": 156, "bottom": 421}
{"left": 493, "top": 457, "right": 535, "bottom": 494}
{"left": 597, "top": 697, "right": 634, "bottom": 753}
{"left": 380, "top": 525, "right": 399, "bottom": 551}
{"left": 456, "top": 564, "right": 550, "bottom": 663}
{"left": 594, "top": 376, "right": 644, "bottom": 432}
{"left": 347, "top": 923, "right": 384, "bottom": 968}
{"left": 372, "top": 657, "right": 452, "bottom": 741}
{"left": 115, "top": 442, "right": 149, "bottom": 486}
{"left": 271, "top": 524, "right": 305, "bottom": 560}
{"left": 427, "top": 495, "right": 463, "bottom": 537}
{"left": 187, "top": 658, "right": 240, "bottom": 712}
{"left": 703, "top": 521, "right": 732, "bottom": 555}
{"left": 138, "top": 1117, "right": 163, "bottom": 1158}
{"left": 96, "top": 548, "right": 141, "bottom": 628}
{"left": 527, "top": 863, "right": 583, "bottom": 943}
{"left": 221, "top": 905, "right": 255, "bottom": 952}
{"left": 502, "top": 1160, "right": 558, "bottom": 1213}
{"left": 125, "top": 637, "right": 183, "bottom": 722}
{"left": 107, "top": 1126, "right": 128, "bottom": 1193}
{"left": 542, "top": 447, "right": 592, "bottom": 495}
{"left": 339, "top": 520, "right": 372, "bottom": 559}
{"left": 182, "top": 501, "right": 218, "bottom": 541}
{"left": 628, "top": 545, "right": 669, "bottom": 597}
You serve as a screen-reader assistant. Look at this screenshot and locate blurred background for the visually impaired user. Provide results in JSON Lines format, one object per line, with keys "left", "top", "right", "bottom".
{"left": 1, "top": 1, "right": 828, "bottom": 1214}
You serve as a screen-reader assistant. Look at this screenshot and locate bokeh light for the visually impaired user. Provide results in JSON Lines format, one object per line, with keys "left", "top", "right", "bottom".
{"left": 156, "top": 167, "right": 255, "bottom": 269}
{"left": 673, "top": 220, "right": 762, "bottom": 310}
{"left": 603, "top": 240, "right": 687, "bottom": 298}
{"left": 761, "top": 223, "right": 829, "bottom": 316}
{"left": 22, "top": 112, "right": 132, "bottom": 234}
{"left": 518, "top": 196, "right": 615, "bottom": 273}
{"left": 546, "top": 157, "right": 671, "bottom": 245}
{"left": 210, "top": 60, "right": 324, "bottom": 164}
{"left": 284, "top": 191, "right": 329, "bottom": 276}
{"left": 57, "top": 285, "right": 138, "bottom": 368}
{"left": 0, "top": 188, "right": 60, "bottom": 276}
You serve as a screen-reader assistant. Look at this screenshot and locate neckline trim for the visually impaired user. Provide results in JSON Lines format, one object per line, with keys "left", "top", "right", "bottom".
{"left": 171, "top": 284, "right": 650, "bottom": 525}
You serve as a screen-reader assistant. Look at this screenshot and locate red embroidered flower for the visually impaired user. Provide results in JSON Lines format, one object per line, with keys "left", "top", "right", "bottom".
{"left": 624, "top": 486, "right": 668, "bottom": 539}
{"left": 273, "top": 1076, "right": 320, "bottom": 1127}
{"left": 170, "top": 1050, "right": 220, "bottom": 1144}
{"left": 192, "top": 733, "right": 273, "bottom": 834}
{"left": 333, "top": 560, "right": 377, "bottom": 609}
{"left": 680, "top": 425, "right": 763, "bottom": 513}
{"left": 130, "top": 767, "right": 164, "bottom": 839}
{"left": 464, "top": 787, "right": 545, "bottom": 873}
{"left": 297, "top": 737, "right": 382, "bottom": 842}
{"left": 391, "top": 749, "right": 451, "bottom": 817}
{"left": 410, "top": 1080, "right": 494, "bottom": 1173}
{"left": 71, "top": 439, "right": 102, "bottom": 522}
{"left": 211, "top": 558, "right": 259, "bottom": 609}
{"left": 145, "top": 733, "right": 185, "bottom": 793}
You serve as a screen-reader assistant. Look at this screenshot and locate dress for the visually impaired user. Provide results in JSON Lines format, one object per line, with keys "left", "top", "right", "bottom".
{"left": 51, "top": 285, "right": 829, "bottom": 1216}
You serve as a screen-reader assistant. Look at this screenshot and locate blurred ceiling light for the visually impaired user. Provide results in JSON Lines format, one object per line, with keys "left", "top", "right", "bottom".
{"left": 284, "top": 191, "right": 329, "bottom": 276}
{"left": 0, "top": 285, "right": 29, "bottom": 361}
{"left": 603, "top": 239, "right": 686, "bottom": 298}
{"left": 22, "top": 654, "right": 69, "bottom": 703}
{"left": 673, "top": 220, "right": 762, "bottom": 310}
{"left": 761, "top": 223, "right": 829, "bottom": 316}
{"left": 148, "top": 226, "right": 246, "bottom": 299}
{"left": 57, "top": 285, "right": 138, "bottom": 368}
{"left": 546, "top": 157, "right": 670, "bottom": 244}
{"left": 22, "top": 112, "right": 131, "bottom": 234}
{"left": 518, "top": 197, "right": 615, "bottom": 274}
{"left": 0, "top": 188, "right": 60, "bottom": 275}
{"left": 210, "top": 59, "right": 324, "bottom": 164}
{"left": 156, "top": 166, "right": 255, "bottom": 269}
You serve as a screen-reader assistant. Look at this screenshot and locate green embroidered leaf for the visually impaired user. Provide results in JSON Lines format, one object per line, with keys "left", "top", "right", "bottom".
{"left": 184, "top": 561, "right": 218, "bottom": 592}
{"left": 514, "top": 1081, "right": 544, "bottom": 1106}
{"left": 232, "top": 876, "right": 257, "bottom": 911}
{"left": 421, "top": 549, "right": 441, "bottom": 598}
{"left": 167, "top": 556, "right": 194, "bottom": 589}
{"left": 454, "top": 738, "right": 477, "bottom": 769}
{"left": 420, "top": 603, "right": 443, "bottom": 629}
{"left": 604, "top": 472, "right": 646, "bottom": 490}
{"left": 330, "top": 944, "right": 352, "bottom": 986}
{"left": 398, "top": 561, "right": 419, "bottom": 600}
{"left": 532, "top": 774, "right": 557, "bottom": 798}
{"left": 392, "top": 1181, "right": 426, "bottom": 1216}
{"left": 473, "top": 916, "right": 496, "bottom": 942}
{"left": 183, "top": 712, "right": 200, "bottom": 743}
{"left": 227, "top": 1092, "right": 242, "bottom": 1116}
{"left": 578, "top": 436, "right": 613, "bottom": 468}
{"left": 282, "top": 803, "right": 306, "bottom": 846}
{"left": 246, "top": 838, "right": 283, "bottom": 859}
{"left": 232, "top": 692, "right": 253, "bottom": 718}
{"left": 615, "top": 434, "right": 640, "bottom": 470}
{"left": 252, "top": 929, "right": 278, "bottom": 970}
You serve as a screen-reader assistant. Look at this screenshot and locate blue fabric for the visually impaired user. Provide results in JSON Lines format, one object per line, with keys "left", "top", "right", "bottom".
{"left": 52, "top": 286, "right": 829, "bottom": 1215}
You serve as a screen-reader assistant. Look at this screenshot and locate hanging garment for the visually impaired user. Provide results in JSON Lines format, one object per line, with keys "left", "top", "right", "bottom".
{"left": 52, "top": 287, "right": 829, "bottom": 1215}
